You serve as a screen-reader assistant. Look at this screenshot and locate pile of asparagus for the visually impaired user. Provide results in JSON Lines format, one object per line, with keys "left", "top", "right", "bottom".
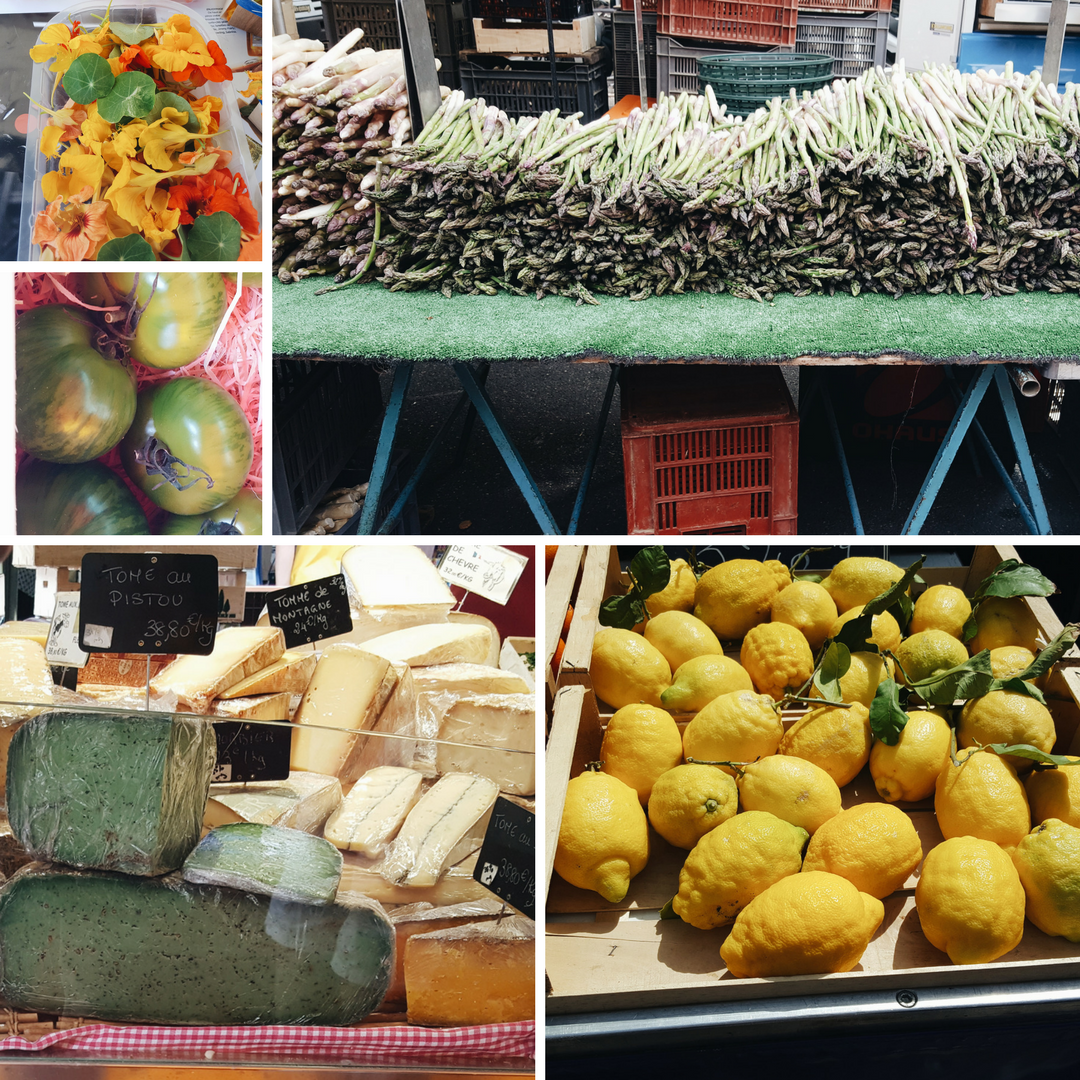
{"left": 353, "top": 63, "right": 1080, "bottom": 301}
{"left": 272, "top": 30, "right": 448, "bottom": 282}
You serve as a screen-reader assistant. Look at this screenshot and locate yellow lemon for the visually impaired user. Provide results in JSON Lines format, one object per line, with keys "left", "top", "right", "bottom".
{"left": 957, "top": 690, "right": 1056, "bottom": 769}
{"left": 645, "top": 557, "right": 697, "bottom": 616}
{"left": 770, "top": 580, "right": 838, "bottom": 652}
{"left": 721, "top": 871, "right": 884, "bottom": 978}
{"left": 669, "top": 810, "right": 808, "bottom": 930}
{"left": 661, "top": 654, "right": 754, "bottom": 713}
{"left": 553, "top": 768, "right": 650, "bottom": 903}
{"left": 1025, "top": 759, "right": 1080, "bottom": 827}
{"left": 893, "top": 629, "right": 970, "bottom": 686}
{"left": 915, "top": 835, "right": 1025, "bottom": 964}
{"left": 1012, "top": 818, "right": 1080, "bottom": 942}
{"left": 969, "top": 596, "right": 1042, "bottom": 655}
{"left": 778, "top": 701, "right": 872, "bottom": 787}
{"left": 808, "top": 650, "right": 894, "bottom": 709}
{"left": 820, "top": 557, "right": 906, "bottom": 614}
{"left": 647, "top": 763, "right": 739, "bottom": 850}
{"left": 935, "top": 747, "right": 1031, "bottom": 850}
{"left": 681, "top": 690, "right": 783, "bottom": 773}
{"left": 910, "top": 584, "right": 972, "bottom": 639}
{"left": 829, "top": 605, "right": 902, "bottom": 654}
{"left": 740, "top": 622, "right": 815, "bottom": 701}
{"left": 589, "top": 627, "right": 671, "bottom": 710}
{"left": 802, "top": 802, "right": 923, "bottom": 898}
{"left": 869, "top": 708, "right": 953, "bottom": 803}
{"left": 989, "top": 645, "right": 1037, "bottom": 680}
{"left": 643, "top": 610, "right": 722, "bottom": 671}
{"left": 764, "top": 559, "right": 792, "bottom": 593}
{"left": 736, "top": 754, "right": 843, "bottom": 835}
{"left": 600, "top": 703, "right": 683, "bottom": 805}
{"left": 693, "top": 559, "right": 780, "bottom": 641}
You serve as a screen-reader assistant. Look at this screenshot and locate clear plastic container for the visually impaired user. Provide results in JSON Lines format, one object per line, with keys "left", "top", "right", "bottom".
{"left": 18, "top": 0, "right": 261, "bottom": 261}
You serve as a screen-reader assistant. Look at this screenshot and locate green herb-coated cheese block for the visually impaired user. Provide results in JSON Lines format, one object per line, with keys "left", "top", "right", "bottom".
{"left": 182, "top": 823, "right": 343, "bottom": 905}
{"left": 6, "top": 710, "right": 216, "bottom": 876}
{"left": 0, "top": 866, "right": 395, "bottom": 1025}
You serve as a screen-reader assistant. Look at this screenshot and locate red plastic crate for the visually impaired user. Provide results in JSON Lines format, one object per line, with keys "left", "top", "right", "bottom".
{"left": 620, "top": 0, "right": 659, "bottom": 12}
{"left": 620, "top": 365, "right": 799, "bottom": 535}
{"left": 657, "top": 0, "right": 798, "bottom": 47}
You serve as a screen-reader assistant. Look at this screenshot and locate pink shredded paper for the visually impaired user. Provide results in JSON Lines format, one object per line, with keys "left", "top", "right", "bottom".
{"left": 14, "top": 272, "right": 263, "bottom": 532}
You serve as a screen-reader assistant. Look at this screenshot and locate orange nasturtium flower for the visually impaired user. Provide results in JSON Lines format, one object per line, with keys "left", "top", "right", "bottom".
{"left": 167, "top": 167, "right": 259, "bottom": 233}
{"left": 32, "top": 186, "right": 113, "bottom": 261}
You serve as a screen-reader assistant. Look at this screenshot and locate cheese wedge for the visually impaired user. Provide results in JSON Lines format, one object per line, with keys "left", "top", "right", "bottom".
{"left": 405, "top": 916, "right": 535, "bottom": 1026}
{"left": 204, "top": 771, "right": 342, "bottom": 833}
{"left": 437, "top": 693, "right": 535, "bottom": 797}
{"left": 0, "top": 622, "right": 49, "bottom": 649}
{"left": 151, "top": 627, "right": 285, "bottom": 712}
{"left": 323, "top": 766, "right": 425, "bottom": 857}
{"left": 217, "top": 650, "right": 317, "bottom": 699}
{"left": 341, "top": 546, "right": 456, "bottom": 616}
{"left": 413, "top": 664, "right": 530, "bottom": 696}
{"left": 381, "top": 773, "right": 499, "bottom": 887}
{"left": 0, "top": 639, "right": 54, "bottom": 724}
{"left": 256, "top": 612, "right": 445, "bottom": 652}
{"left": 210, "top": 693, "right": 292, "bottom": 722}
{"left": 362, "top": 624, "right": 492, "bottom": 669}
{"left": 338, "top": 851, "right": 489, "bottom": 907}
{"left": 290, "top": 645, "right": 405, "bottom": 781}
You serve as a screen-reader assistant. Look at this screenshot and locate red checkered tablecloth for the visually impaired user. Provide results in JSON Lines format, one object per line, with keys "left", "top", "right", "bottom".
{"left": 0, "top": 1019, "right": 535, "bottom": 1066}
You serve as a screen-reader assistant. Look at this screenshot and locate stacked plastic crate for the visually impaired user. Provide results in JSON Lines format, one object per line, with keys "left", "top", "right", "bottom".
{"left": 795, "top": 0, "right": 891, "bottom": 78}
{"left": 458, "top": 0, "right": 613, "bottom": 123}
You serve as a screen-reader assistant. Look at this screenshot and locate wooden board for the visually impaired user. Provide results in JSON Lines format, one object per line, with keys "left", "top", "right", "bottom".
{"left": 472, "top": 17, "right": 597, "bottom": 55}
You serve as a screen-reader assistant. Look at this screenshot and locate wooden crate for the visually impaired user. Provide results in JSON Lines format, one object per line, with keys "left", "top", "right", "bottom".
{"left": 472, "top": 15, "right": 597, "bottom": 54}
{"left": 545, "top": 544, "right": 1080, "bottom": 1016}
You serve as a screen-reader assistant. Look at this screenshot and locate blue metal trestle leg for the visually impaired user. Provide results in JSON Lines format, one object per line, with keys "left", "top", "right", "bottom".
{"left": 358, "top": 364, "right": 412, "bottom": 535}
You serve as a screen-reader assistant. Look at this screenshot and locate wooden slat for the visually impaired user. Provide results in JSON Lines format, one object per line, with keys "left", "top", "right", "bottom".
{"left": 545, "top": 684, "right": 586, "bottom": 898}
{"left": 561, "top": 546, "right": 619, "bottom": 677}
{"left": 544, "top": 546, "right": 584, "bottom": 689}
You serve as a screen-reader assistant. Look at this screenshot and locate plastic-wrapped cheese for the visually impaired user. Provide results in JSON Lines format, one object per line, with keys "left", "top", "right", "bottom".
{"left": 362, "top": 624, "right": 492, "bottom": 669}
{"left": 0, "top": 638, "right": 54, "bottom": 724}
{"left": 7, "top": 710, "right": 215, "bottom": 876}
{"left": 217, "top": 650, "right": 316, "bottom": 699}
{"left": 341, "top": 546, "right": 456, "bottom": 620}
{"left": 413, "top": 663, "right": 530, "bottom": 696}
{"left": 323, "top": 766, "right": 424, "bottom": 857}
{"left": 405, "top": 915, "right": 535, "bottom": 1026}
{"left": 182, "top": 823, "right": 343, "bottom": 905}
{"left": 204, "top": 771, "right": 342, "bottom": 833}
{"left": 0, "top": 865, "right": 394, "bottom": 1025}
{"left": 338, "top": 851, "right": 491, "bottom": 907}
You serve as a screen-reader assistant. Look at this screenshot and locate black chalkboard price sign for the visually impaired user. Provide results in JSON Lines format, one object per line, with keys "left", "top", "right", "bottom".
{"left": 79, "top": 553, "right": 218, "bottom": 655}
{"left": 212, "top": 721, "right": 292, "bottom": 783}
{"left": 265, "top": 574, "right": 352, "bottom": 648}
{"left": 474, "top": 797, "right": 535, "bottom": 920}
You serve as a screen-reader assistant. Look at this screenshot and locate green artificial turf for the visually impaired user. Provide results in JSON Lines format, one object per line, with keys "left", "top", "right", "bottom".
{"left": 272, "top": 278, "right": 1080, "bottom": 364}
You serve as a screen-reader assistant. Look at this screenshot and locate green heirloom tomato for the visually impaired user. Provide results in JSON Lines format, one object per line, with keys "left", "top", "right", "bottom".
{"left": 159, "top": 487, "right": 263, "bottom": 535}
{"left": 16, "top": 458, "right": 148, "bottom": 535}
{"left": 79, "top": 271, "right": 227, "bottom": 370}
{"left": 120, "top": 377, "right": 254, "bottom": 516}
{"left": 16, "top": 305, "right": 136, "bottom": 463}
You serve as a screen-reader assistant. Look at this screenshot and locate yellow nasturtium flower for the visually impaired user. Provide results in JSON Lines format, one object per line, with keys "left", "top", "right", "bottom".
{"left": 30, "top": 21, "right": 112, "bottom": 77}
{"left": 41, "top": 144, "right": 106, "bottom": 202}
{"left": 140, "top": 15, "right": 213, "bottom": 73}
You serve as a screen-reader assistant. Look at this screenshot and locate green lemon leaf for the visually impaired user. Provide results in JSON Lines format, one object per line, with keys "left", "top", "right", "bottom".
{"left": 988, "top": 676, "right": 1047, "bottom": 704}
{"left": 833, "top": 612, "right": 878, "bottom": 656}
{"left": 1014, "top": 622, "right": 1080, "bottom": 681}
{"left": 869, "top": 678, "right": 907, "bottom": 745}
{"left": 629, "top": 546, "right": 670, "bottom": 600}
{"left": 599, "top": 593, "right": 639, "bottom": 631}
{"left": 97, "top": 70, "right": 157, "bottom": 123}
{"left": 864, "top": 556, "right": 925, "bottom": 621}
{"left": 961, "top": 609, "right": 980, "bottom": 643}
{"left": 185, "top": 212, "right": 243, "bottom": 261}
{"left": 974, "top": 560, "right": 1056, "bottom": 601}
{"left": 61, "top": 53, "right": 115, "bottom": 105}
{"left": 97, "top": 235, "right": 156, "bottom": 261}
{"left": 980, "top": 743, "right": 1080, "bottom": 766}
{"left": 813, "top": 641, "right": 851, "bottom": 703}
{"left": 910, "top": 649, "right": 995, "bottom": 705}
{"left": 110, "top": 21, "right": 154, "bottom": 45}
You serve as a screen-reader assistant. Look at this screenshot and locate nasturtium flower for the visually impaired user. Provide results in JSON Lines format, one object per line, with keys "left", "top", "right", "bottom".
{"left": 30, "top": 21, "right": 111, "bottom": 77}
{"left": 41, "top": 144, "right": 106, "bottom": 202}
{"left": 140, "top": 108, "right": 204, "bottom": 171}
{"left": 139, "top": 15, "right": 213, "bottom": 74}
{"left": 32, "top": 186, "right": 113, "bottom": 261}
{"left": 108, "top": 44, "right": 142, "bottom": 76}
{"left": 166, "top": 167, "right": 258, "bottom": 233}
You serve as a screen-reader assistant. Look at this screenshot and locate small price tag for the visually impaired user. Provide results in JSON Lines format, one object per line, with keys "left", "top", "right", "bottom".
{"left": 438, "top": 546, "right": 527, "bottom": 606}
{"left": 474, "top": 797, "right": 535, "bottom": 920}
{"left": 46, "top": 595, "right": 89, "bottom": 669}
{"left": 79, "top": 553, "right": 218, "bottom": 655}
{"left": 212, "top": 721, "right": 292, "bottom": 783}
{"left": 265, "top": 574, "right": 352, "bottom": 649}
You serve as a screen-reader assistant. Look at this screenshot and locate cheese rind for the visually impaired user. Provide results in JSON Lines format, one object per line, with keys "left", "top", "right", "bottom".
{"left": 182, "top": 823, "right": 343, "bottom": 905}
{"left": 0, "top": 865, "right": 394, "bottom": 1025}
{"left": 150, "top": 627, "right": 285, "bottom": 712}
{"left": 323, "top": 766, "right": 424, "bottom": 856}
{"left": 341, "top": 546, "right": 456, "bottom": 615}
{"left": 413, "top": 664, "right": 530, "bottom": 696}
{"left": 7, "top": 710, "right": 215, "bottom": 876}
{"left": 338, "top": 851, "right": 489, "bottom": 907}
{"left": 405, "top": 916, "right": 535, "bottom": 1026}
{"left": 217, "top": 651, "right": 317, "bottom": 699}
{"left": 382, "top": 773, "right": 499, "bottom": 887}
{"left": 361, "top": 624, "right": 492, "bottom": 669}
{"left": 436, "top": 693, "right": 536, "bottom": 797}
{"left": 0, "top": 639, "right": 54, "bottom": 723}
{"left": 205, "top": 771, "right": 342, "bottom": 833}
{"left": 209, "top": 693, "right": 292, "bottom": 722}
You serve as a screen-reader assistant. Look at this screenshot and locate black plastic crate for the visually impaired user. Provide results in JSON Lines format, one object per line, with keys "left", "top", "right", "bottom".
{"left": 272, "top": 357, "right": 382, "bottom": 534}
{"left": 612, "top": 10, "right": 656, "bottom": 101}
{"left": 477, "top": 0, "right": 592, "bottom": 23}
{"left": 322, "top": 0, "right": 474, "bottom": 87}
{"left": 459, "top": 47, "right": 611, "bottom": 122}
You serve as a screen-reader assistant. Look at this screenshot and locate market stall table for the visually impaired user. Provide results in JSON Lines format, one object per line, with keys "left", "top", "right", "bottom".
{"left": 271, "top": 279, "right": 1080, "bottom": 535}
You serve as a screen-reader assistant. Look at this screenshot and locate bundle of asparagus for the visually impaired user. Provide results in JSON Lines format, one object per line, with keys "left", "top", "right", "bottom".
{"left": 354, "top": 63, "right": 1080, "bottom": 301}
{"left": 272, "top": 30, "right": 448, "bottom": 283}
